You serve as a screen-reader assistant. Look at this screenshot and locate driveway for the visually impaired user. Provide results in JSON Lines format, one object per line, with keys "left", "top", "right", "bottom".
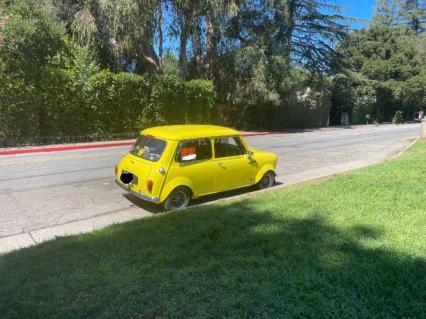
{"left": 0, "top": 124, "right": 420, "bottom": 251}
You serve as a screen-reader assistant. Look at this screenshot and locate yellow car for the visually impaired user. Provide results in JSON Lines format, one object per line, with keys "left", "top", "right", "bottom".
{"left": 115, "top": 125, "right": 277, "bottom": 211}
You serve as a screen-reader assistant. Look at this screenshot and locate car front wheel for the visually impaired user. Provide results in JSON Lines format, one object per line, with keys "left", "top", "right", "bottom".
{"left": 163, "top": 187, "right": 192, "bottom": 211}
{"left": 257, "top": 171, "right": 275, "bottom": 190}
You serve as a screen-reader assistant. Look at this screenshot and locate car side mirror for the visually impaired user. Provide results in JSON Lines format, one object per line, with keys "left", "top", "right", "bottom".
{"left": 247, "top": 151, "right": 254, "bottom": 159}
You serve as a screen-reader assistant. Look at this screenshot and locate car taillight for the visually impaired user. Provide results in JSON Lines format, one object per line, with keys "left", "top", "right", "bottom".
{"left": 114, "top": 164, "right": 118, "bottom": 175}
{"left": 147, "top": 180, "right": 154, "bottom": 193}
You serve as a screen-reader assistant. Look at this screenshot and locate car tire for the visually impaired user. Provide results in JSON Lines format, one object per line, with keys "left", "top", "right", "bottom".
{"left": 257, "top": 171, "right": 275, "bottom": 190}
{"left": 163, "top": 187, "right": 192, "bottom": 211}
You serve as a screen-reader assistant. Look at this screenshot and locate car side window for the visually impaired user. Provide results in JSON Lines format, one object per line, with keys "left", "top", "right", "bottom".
{"left": 176, "top": 138, "right": 212, "bottom": 162}
{"left": 214, "top": 136, "right": 246, "bottom": 158}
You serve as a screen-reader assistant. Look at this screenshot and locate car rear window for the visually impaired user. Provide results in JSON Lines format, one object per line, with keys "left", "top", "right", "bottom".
{"left": 129, "top": 135, "right": 167, "bottom": 162}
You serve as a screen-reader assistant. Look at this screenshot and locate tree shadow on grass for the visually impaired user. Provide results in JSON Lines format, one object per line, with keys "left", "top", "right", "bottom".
{"left": 0, "top": 200, "right": 424, "bottom": 318}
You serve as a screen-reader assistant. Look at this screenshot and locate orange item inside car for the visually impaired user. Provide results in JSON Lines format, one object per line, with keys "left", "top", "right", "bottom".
{"left": 181, "top": 147, "right": 195, "bottom": 157}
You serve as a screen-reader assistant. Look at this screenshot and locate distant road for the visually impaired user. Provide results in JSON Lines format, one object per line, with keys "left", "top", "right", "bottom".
{"left": 0, "top": 124, "right": 420, "bottom": 239}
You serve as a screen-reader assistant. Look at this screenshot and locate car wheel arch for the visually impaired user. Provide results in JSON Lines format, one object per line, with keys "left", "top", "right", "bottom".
{"left": 160, "top": 177, "right": 196, "bottom": 203}
{"left": 254, "top": 164, "right": 276, "bottom": 184}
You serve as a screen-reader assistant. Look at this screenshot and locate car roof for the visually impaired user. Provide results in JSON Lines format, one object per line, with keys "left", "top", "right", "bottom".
{"left": 141, "top": 125, "right": 241, "bottom": 141}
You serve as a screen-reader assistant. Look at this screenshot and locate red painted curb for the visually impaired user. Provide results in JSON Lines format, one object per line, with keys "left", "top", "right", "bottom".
{"left": 0, "top": 141, "right": 134, "bottom": 156}
{"left": 0, "top": 132, "right": 284, "bottom": 156}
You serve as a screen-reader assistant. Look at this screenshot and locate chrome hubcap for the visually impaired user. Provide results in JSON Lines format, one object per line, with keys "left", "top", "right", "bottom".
{"left": 260, "top": 173, "right": 274, "bottom": 189}
{"left": 170, "top": 191, "right": 188, "bottom": 209}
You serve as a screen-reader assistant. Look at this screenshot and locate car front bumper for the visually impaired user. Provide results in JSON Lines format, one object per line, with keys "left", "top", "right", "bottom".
{"left": 115, "top": 180, "right": 160, "bottom": 203}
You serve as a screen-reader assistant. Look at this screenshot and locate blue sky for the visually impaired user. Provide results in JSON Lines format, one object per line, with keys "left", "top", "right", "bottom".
{"left": 337, "top": 0, "right": 377, "bottom": 29}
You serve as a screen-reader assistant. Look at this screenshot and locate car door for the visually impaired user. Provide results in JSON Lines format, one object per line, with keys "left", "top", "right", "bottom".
{"left": 165, "top": 138, "right": 216, "bottom": 196}
{"left": 213, "top": 136, "right": 255, "bottom": 192}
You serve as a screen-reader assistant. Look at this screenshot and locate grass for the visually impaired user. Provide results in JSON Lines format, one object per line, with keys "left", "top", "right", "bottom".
{"left": 1, "top": 142, "right": 426, "bottom": 319}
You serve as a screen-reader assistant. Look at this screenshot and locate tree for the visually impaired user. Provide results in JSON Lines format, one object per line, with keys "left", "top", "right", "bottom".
{"left": 223, "top": 1, "right": 348, "bottom": 73}
{"left": 170, "top": 0, "right": 191, "bottom": 79}
{"left": 374, "top": 0, "right": 401, "bottom": 26}
{"left": 1, "top": 0, "right": 357, "bottom": 135}
{"left": 0, "top": 0, "right": 67, "bottom": 136}
{"left": 330, "top": 16, "right": 426, "bottom": 124}
{"left": 373, "top": 0, "right": 426, "bottom": 33}
{"left": 162, "top": 50, "right": 178, "bottom": 76}
{"left": 49, "top": 0, "right": 161, "bottom": 74}
{"left": 399, "top": 0, "right": 426, "bottom": 34}
{"left": 203, "top": 0, "right": 347, "bottom": 129}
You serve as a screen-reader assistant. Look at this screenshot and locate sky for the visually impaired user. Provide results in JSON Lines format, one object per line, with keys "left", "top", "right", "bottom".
{"left": 337, "top": 0, "right": 377, "bottom": 29}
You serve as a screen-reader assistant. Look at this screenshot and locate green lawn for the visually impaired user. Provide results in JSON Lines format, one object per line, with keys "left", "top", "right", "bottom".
{"left": 1, "top": 142, "right": 426, "bottom": 318}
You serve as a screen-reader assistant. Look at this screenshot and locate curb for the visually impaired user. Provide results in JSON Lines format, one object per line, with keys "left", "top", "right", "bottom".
{"left": 0, "top": 140, "right": 135, "bottom": 156}
{"left": 0, "top": 132, "right": 283, "bottom": 156}
{"left": 392, "top": 138, "right": 418, "bottom": 158}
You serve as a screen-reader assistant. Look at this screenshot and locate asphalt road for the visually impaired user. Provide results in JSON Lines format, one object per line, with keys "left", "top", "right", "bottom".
{"left": 0, "top": 124, "right": 420, "bottom": 238}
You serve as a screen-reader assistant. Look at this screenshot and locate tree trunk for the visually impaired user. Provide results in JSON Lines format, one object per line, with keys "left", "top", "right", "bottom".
{"left": 138, "top": 25, "right": 161, "bottom": 75}
{"left": 158, "top": 0, "right": 163, "bottom": 70}
{"left": 191, "top": 15, "right": 203, "bottom": 77}
{"left": 285, "top": 0, "right": 296, "bottom": 62}
{"left": 178, "top": 2, "right": 195, "bottom": 79}
{"left": 206, "top": 9, "right": 218, "bottom": 80}
{"left": 139, "top": 43, "right": 160, "bottom": 74}
{"left": 178, "top": 22, "right": 188, "bottom": 79}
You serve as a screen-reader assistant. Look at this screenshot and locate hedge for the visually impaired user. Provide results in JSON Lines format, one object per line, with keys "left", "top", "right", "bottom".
{"left": 85, "top": 71, "right": 151, "bottom": 134}
{"left": 140, "top": 76, "right": 217, "bottom": 127}
{"left": 0, "top": 71, "right": 217, "bottom": 143}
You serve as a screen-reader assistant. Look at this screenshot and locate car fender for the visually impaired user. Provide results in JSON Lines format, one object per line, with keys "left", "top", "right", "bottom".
{"left": 160, "top": 176, "right": 196, "bottom": 203}
{"left": 254, "top": 163, "right": 276, "bottom": 184}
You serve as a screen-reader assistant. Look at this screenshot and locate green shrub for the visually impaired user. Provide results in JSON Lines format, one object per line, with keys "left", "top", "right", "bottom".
{"left": 0, "top": 68, "right": 217, "bottom": 143}
{"left": 141, "top": 75, "right": 186, "bottom": 126}
{"left": 140, "top": 75, "right": 216, "bottom": 128}
{"left": 183, "top": 79, "right": 217, "bottom": 123}
{"left": 85, "top": 71, "right": 151, "bottom": 134}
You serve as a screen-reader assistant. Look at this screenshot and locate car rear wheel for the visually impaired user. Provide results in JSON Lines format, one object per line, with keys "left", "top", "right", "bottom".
{"left": 257, "top": 171, "right": 275, "bottom": 190}
{"left": 163, "top": 187, "right": 191, "bottom": 211}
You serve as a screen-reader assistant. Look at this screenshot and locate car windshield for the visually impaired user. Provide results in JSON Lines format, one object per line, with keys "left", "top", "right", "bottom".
{"left": 129, "top": 135, "right": 167, "bottom": 162}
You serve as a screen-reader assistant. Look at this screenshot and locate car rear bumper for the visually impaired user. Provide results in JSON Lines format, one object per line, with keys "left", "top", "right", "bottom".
{"left": 115, "top": 180, "right": 160, "bottom": 203}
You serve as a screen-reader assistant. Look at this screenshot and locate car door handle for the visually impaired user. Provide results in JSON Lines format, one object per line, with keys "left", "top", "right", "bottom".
{"left": 217, "top": 162, "right": 226, "bottom": 168}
